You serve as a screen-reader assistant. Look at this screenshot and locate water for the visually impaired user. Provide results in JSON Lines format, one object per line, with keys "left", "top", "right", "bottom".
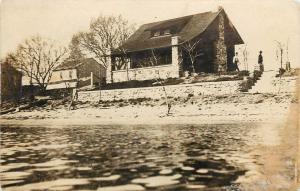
{"left": 0, "top": 124, "right": 261, "bottom": 191}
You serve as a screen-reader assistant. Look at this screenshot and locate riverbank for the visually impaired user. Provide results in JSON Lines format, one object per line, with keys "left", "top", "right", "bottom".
{"left": 1, "top": 92, "right": 297, "bottom": 126}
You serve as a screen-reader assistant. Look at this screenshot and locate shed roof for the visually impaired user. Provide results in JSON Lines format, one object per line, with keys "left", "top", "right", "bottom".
{"left": 54, "top": 58, "right": 99, "bottom": 71}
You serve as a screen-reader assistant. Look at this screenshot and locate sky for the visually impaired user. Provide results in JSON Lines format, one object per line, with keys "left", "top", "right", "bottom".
{"left": 1, "top": 0, "right": 300, "bottom": 70}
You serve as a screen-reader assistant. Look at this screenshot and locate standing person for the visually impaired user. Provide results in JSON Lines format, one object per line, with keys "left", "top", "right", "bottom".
{"left": 218, "top": 64, "right": 223, "bottom": 76}
{"left": 258, "top": 51, "right": 264, "bottom": 71}
{"left": 233, "top": 52, "right": 240, "bottom": 72}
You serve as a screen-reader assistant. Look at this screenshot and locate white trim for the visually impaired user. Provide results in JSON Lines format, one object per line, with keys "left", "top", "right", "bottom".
{"left": 112, "top": 64, "right": 173, "bottom": 73}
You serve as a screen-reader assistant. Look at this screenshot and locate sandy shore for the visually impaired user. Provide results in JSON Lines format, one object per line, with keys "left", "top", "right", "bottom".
{"left": 1, "top": 92, "right": 297, "bottom": 126}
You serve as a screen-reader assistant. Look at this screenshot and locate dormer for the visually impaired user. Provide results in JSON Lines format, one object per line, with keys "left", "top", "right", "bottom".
{"left": 163, "top": 29, "right": 171, "bottom": 35}
{"left": 151, "top": 28, "right": 173, "bottom": 38}
{"left": 153, "top": 30, "right": 160, "bottom": 37}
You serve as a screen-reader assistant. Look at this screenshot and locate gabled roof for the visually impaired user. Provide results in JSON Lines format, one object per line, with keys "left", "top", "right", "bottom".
{"left": 54, "top": 58, "right": 99, "bottom": 71}
{"left": 114, "top": 8, "right": 243, "bottom": 54}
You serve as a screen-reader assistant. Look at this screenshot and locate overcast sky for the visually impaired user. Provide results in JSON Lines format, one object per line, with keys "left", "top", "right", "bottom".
{"left": 1, "top": 0, "right": 300, "bottom": 70}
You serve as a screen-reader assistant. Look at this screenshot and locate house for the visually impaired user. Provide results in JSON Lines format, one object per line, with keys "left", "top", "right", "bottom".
{"left": 1, "top": 61, "right": 22, "bottom": 102}
{"left": 108, "top": 7, "right": 243, "bottom": 83}
{"left": 47, "top": 58, "right": 106, "bottom": 90}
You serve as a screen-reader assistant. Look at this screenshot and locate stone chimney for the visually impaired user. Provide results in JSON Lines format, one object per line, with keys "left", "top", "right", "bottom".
{"left": 217, "top": 6, "right": 223, "bottom": 12}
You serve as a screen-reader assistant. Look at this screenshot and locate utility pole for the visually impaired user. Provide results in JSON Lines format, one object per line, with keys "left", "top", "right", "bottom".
{"left": 99, "top": 65, "right": 102, "bottom": 102}
{"left": 280, "top": 48, "right": 283, "bottom": 69}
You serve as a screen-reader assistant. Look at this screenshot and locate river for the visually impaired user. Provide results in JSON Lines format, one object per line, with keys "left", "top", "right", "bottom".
{"left": 0, "top": 123, "right": 274, "bottom": 191}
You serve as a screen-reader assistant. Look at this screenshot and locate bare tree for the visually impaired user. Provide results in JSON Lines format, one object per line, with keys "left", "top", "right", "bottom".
{"left": 274, "top": 40, "right": 287, "bottom": 93}
{"left": 181, "top": 38, "right": 202, "bottom": 75}
{"left": 68, "top": 33, "right": 85, "bottom": 61}
{"left": 239, "top": 44, "right": 249, "bottom": 71}
{"left": 71, "top": 15, "right": 135, "bottom": 79}
{"left": 115, "top": 48, "right": 131, "bottom": 81}
{"left": 9, "top": 35, "right": 67, "bottom": 93}
{"left": 275, "top": 40, "right": 284, "bottom": 70}
{"left": 149, "top": 49, "right": 172, "bottom": 115}
{"left": 286, "top": 38, "right": 291, "bottom": 71}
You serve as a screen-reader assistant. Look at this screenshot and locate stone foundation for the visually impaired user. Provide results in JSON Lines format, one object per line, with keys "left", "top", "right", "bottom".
{"left": 78, "top": 80, "right": 243, "bottom": 102}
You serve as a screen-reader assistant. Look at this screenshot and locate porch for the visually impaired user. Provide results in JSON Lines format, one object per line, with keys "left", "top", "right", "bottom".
{"left": 109, "top": 36, "right": 236, "bottom": 83}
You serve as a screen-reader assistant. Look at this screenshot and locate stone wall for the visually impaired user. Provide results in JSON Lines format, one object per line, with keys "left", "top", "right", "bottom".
{"left": 78, "top": 80, "right": 243, "bottom": 102}
{"left": 112, "top": 64, "right": 179, "bottom": 83}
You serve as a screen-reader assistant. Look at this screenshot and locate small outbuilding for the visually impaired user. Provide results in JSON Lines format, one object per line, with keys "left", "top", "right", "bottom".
{"left": 1, "top": 61, "right": 22, "bottom": 102}
{"left": 47, "top": 58, "right": 106, "bottom": 90}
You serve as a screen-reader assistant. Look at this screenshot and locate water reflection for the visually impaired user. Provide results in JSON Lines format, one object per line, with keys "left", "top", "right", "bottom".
{"left": 1, "top": 124, "right": 256, "bottom": 190}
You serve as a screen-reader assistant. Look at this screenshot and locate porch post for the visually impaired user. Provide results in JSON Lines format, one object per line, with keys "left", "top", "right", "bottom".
{"left": 106, "top": 50, "right": 113, "bottom": 84}
{"left": 126, "top": 57, "right": 131, "bottom": 81}
{"left": 171, "top": 36, "right": 180, "bottom": 78}
{"left": 90, "top": 72, "right": 94, "bottom": 88}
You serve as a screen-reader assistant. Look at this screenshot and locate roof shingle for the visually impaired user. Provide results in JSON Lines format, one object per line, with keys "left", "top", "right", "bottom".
{"left": 113, "top": 9, "right": 243, "bottom": 54}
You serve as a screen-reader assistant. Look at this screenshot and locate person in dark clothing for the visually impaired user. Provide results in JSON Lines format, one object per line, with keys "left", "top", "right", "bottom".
{"left": 258, "top": 51, "right": 264, "bottom": 71}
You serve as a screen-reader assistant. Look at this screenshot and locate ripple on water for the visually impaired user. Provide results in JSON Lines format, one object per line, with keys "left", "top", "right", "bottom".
{"left": 196, "top": 169, "right": 209, "bottom": 174}
{"left": 76, "top": 166, "right": 92, "bottom": 171}
{"left": 186, "top": 184, "right": 206, "bottom": 189}
{"left": 34, "top": 159, "right": 77, "bottom": 166}
{"left": 0, "top": 180, "right": 25, "bottom": 186}
{"left": 93, "top": 175, "right": 121, "bottom": 181}
{"left": 97, "top": 184, "right": 145, "bottom": 191}
{"left": 1, "top": 124, "right": 254, "bottom": 190}
{"left": 159, "top": 169, "right": 173, "bottom": 175}
{"left": 0, "top": 171, "right": 31, "bottom": 180}
{"left": 3, "top": 178, "right": 90, "bottom": 191}
{"left": 132, "top": 174, "right": 182, "bottom": 187}
{"left": 0, "top": 163, "right": 29, "bottom": 172}
{"left": 181, "top": 166, "right": 195, "bottom": 171}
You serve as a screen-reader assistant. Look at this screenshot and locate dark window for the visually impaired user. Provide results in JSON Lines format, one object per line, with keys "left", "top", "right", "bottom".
{"left": 131, "top": 48, "right": 172, "bottom": 68}
{"left": 164, "top": 29, "right": 171, "bottom": 35}
{"left": 69, "top": 70, "right": 73, "bottom": 78}
{"left": 152, "top": 29, "right": 172, "bottom": 37}
{"left": 153, "top": 31, "right": 160, "bottom": 37}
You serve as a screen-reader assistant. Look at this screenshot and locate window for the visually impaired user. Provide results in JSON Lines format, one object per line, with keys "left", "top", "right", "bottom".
{"left": 164, "top": 29, "right": 171, "bottom": 35}
{"left": 69, "top": 70, "right": 73, "bottom": 79}
{"left": 153, "top": 31, "right": 160, "bottom": 37}
{"left": 152, "top": 29, "right": 171, "bottom": 37}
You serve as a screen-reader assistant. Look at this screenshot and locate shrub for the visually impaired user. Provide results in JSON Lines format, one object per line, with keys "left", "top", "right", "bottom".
{"left": 278, "top": 68, "right": 286, "bottom": 76}
{"left": 253, "top": 70, "right": 262, "bottom": 79}
{"left": 239, "top": 77, "right": 255, "bottom": 92}
{"left": 238, "top": 70, "right": 250, "bottom": 77}
{"left": 118, "top": 102, "right": 126, "bottom": 107}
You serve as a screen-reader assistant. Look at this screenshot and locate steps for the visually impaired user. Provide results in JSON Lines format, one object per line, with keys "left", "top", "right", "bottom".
{"left": 248, "top": 70, "right": 297, "bottom": 94}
